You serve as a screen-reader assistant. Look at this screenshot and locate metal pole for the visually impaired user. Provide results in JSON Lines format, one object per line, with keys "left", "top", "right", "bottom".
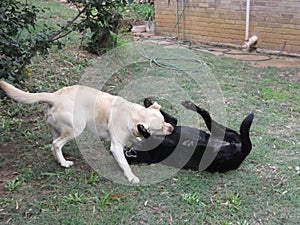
{"left": 245, "top": 0, "right": 251, "bottom": 41}
{"left": 182, "top": 0, "right": 185, "bottom": 39}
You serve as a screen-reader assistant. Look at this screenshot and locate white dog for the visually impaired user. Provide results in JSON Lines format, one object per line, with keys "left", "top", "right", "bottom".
{"left": 0, "top": 81, "right": 173, "bottom": 183}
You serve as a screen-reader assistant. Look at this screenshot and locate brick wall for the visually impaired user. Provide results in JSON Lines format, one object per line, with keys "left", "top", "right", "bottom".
{"left": 154, "top": 0, "right": 300, "bottom": 55}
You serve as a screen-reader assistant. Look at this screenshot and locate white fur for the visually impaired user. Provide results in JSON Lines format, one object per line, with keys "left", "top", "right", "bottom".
{"left": 0, "top": 81, "right": 173, "bottom": 183}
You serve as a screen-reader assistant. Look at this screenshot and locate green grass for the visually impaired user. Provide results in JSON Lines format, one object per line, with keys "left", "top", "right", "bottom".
{"left": 1, "top": 1, "right": 300, "bottom": 224}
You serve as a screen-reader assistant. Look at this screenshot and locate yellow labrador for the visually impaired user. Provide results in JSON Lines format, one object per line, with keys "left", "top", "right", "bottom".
{"left": 0, "top": 81, "right": 173, "bottom": 183}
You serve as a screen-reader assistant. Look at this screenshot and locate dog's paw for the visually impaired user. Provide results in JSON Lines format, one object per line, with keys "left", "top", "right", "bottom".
{"left": 129, "top": 176, "right": 140, "bottom": 184}
{"left": 181, "top": 100, "right": 196, "bottom": 110}
{"left": 144, "top": 98, "right": 155, "bottom": 108}
{"left": 61, "top": 160, "right": 74, "bottom": 168}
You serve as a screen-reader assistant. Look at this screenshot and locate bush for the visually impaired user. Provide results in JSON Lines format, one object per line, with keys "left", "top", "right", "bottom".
{"left": 71, "top": 0, "right": 129, "bottom": 55}
{"left": 0, "top": 0, "right": 62, "bottom": 83}
{"left": 0, "top": 0, "right": 150, "bottom": 83}
{"left": 126, "top": 1, "right": 154, "bottom": 22}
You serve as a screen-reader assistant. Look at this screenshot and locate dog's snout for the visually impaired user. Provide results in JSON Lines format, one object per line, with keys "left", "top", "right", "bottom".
{"left": 165, "top": 123, "right": 174, "bottom": 134}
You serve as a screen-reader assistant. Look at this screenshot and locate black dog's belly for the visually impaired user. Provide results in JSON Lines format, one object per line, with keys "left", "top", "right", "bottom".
{"left": 127, "top": 126, "right": 210, "bottom": 170}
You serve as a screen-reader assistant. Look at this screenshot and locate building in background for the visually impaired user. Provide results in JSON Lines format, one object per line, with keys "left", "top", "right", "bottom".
{"left": 154, "top": 0, "right": 300, "bottom": 55}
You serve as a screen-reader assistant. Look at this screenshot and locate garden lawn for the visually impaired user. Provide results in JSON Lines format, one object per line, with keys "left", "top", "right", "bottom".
{"left": 1, "top": 1, "right": 300, "bottom": 224}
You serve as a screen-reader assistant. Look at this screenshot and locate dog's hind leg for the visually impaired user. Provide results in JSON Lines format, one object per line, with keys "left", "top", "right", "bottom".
{"left": 51, "top": 125, "right": 85, "bottom": 168}
{"left": 52, "top": 133, "right": 76, "bottom": 167}
{"left": 181, "top": 101, "right": 229, "bottom": 135}
{"left": 49, "top": 126, "right": 61, "bottom": 161}
{"left": 182, "top": 101, "right": 241, "bottom": 142}
{"left": 181, "top": 101, "right": 215, "bottom": 131}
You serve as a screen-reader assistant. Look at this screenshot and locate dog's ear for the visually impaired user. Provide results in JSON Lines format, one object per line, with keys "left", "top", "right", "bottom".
{"left": 149, "top": 102, "right": 161, "bottom": 110}
{"left": 135, "top": 123, "right": 151, "bottom": 138}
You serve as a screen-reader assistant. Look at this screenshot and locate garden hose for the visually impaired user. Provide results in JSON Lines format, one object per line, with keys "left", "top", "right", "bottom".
{"left": 139, "top": 37, "right": 273, "bottom": 63}
{"left": 140, "top": 45, "right": 210, "bottom": 71}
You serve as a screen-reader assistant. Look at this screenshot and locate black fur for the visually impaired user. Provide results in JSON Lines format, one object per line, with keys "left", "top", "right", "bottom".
{"left": 125, "top": 100, "right": 254, "bottom": 173}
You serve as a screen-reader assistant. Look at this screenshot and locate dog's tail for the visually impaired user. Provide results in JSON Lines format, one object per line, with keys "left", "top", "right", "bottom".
{"left": 0, "top": 81, "right": 54, "bottom": 104}
{"left": 239, "top": 112, "right": 254, "bottom": 158}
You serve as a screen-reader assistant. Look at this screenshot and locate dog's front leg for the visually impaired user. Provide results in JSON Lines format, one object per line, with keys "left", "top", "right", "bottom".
{"left": 110, "top": 141, "right": 140, "bottom": 184}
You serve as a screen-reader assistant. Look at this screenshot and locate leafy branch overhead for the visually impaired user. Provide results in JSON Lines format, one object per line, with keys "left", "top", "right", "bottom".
{"left": 0, "top": 0, "right": 66, "bottom": 82}
{"left": 0, "top": 0, "right": 130, "bottom": 83}
{"left": 69, "top": 0, "right": 129, "bottom": 55}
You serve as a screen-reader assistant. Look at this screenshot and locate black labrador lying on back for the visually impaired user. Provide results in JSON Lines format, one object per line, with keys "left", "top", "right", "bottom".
{"left": 125, "top": 99, "right": 254, "bottom": 173}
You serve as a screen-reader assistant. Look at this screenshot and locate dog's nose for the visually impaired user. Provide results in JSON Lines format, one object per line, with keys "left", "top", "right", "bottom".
{"left": 169, "top": 126, "right": 174, "bottom": 133}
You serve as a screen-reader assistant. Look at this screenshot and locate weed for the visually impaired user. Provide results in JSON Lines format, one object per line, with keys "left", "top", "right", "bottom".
{"left": 29, "top": 200, "right": 50, "bottom": 210}
{"left": 22, "top": 129, "right": 38, "bottom": 139}
{"left": 124, "top": 2, "right": 155, "bottom": 22}
{"left": 221, "top": 220, "right": 249, "bottom": 225}
{"left": 96, "top": 191, "right": 127, "bottom": 207}
{"left": 86, "top": 172, "right": 100, "bottom": 185}
{"left": 1, "top": 117, "right": 23, "bottom": 129}
{"left": 62, "top": 168, "right": 74, "bottom": 179}
{"left": 40, "top": 168, "right": 74, "bottom": 180}
{"left": 221, "top": 221, "right": 232, "bottom": 225}
{"left": 180, "top": 192, "right": 206, "bottom": 207}
{"left": 63, "top": 193, "right": 86, "bottom": 204}
{"left": 39, "top": 144, "right": 52, "bottom": 152}
{"left": 4, "top": 176, "right": 24, "bottom": 192}
{"left": 225, "top": 192, "right": 242, "bottom": 210}
{"left": 98, "top": 191, "right": 114, "bottom": 206}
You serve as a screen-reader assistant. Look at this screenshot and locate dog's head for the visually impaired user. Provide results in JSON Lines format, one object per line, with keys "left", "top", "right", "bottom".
{"left": 133, "top": 102, "right": 174, "bottom": 137}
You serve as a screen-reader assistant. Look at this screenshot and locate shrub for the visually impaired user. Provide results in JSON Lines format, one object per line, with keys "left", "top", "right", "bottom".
{"left": 0, "top": 0, "right": 62, "bottom": 83}
{"left": 0, "top": 0, "right": 151, "bottom": 83}
{"left": 70, "top": 0, "right": 129, "bottom": 55}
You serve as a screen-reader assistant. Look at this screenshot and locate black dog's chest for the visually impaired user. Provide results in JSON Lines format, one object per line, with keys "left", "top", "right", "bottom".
{"left": 174, "top": 126, "right": 209, "bottom": 148}
{"left": 157, "top": 126, "right": 209, "bottom": 169}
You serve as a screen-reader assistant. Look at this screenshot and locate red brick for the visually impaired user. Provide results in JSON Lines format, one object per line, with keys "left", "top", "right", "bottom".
{"left": 154, "top": 0, "right": 300, "bottom": 54}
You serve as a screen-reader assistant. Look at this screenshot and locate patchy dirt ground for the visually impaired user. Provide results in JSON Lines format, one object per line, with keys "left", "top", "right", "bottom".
{"left": 221, "top": 50, "right": 300, "bottom": 68}
{"left": 0, "top": 143, "right": 19, "bottom": 194}
{"left": 250, "top": 56, "right": 300, "bottom": 68}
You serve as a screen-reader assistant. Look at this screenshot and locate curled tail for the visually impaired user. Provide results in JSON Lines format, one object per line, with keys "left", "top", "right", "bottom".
{"left": 239, "top": 112, "right": 254, "bottom": 158}
{"left": 0, "top": 81, "right": 54, "bottom": 104}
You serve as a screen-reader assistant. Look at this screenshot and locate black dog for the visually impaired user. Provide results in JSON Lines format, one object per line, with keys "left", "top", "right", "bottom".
{"left": 125, "top": 99, "right": 254, "bottom": 173}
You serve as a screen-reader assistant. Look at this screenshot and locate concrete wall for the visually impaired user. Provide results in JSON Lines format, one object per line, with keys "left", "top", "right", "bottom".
{"left": 154, "top": 0, "right": 300, "bottom": 55}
